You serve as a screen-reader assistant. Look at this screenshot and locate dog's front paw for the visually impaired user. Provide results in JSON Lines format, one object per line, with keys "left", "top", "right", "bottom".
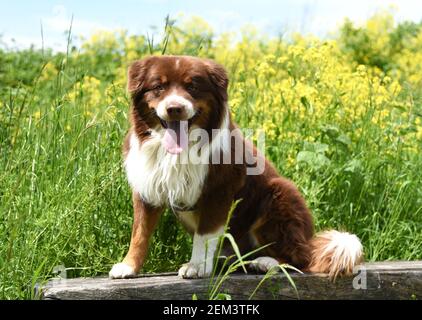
{"left": 249, "top": 257, "right": 280, "bottom": 273}
{"left": 178, "top": 262, "right": 211, "bottom": 279}
{"left": 109, "top": 262, "right": 137, "bottom": 279}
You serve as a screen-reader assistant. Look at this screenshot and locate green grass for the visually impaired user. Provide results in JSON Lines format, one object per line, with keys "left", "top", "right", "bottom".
{"left": 1, "top": 16, "right": 422, "bottom": 299}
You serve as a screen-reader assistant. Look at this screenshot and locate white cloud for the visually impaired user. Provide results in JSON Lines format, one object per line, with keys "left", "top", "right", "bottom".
{"left": 2, "top": 5, "right": 118, "bottom": 51}
{"left": 43, "top": 5, "right": 114, "bottom": 35}
{"left": 16, "top": 4, "right": 125, "bottom": 51}
{"left": 2, "top": 35, "right": 43, "bottom": 50}
{"left": 3, "top": 0, "right": 422, "bottom": 51}
{"left": 281, "top": 0, "right": 422, "bottom": 36}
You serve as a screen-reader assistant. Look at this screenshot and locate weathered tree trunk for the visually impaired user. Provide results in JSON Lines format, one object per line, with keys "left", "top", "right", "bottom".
{"left": 39, "top": 261, "right": 422, "bottom": 300}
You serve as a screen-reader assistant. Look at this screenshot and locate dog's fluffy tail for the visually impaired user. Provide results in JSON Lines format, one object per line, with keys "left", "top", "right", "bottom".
{"left": 308, "top": 230, "right": 363, "bottom": 279}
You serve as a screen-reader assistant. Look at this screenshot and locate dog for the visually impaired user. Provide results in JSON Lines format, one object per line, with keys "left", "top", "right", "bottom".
{"left": 109, "top": 55, "right": 363, "bottom": 280}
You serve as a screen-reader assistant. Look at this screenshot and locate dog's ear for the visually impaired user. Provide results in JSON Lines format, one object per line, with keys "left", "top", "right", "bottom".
{"left": 127, "top": 57, "right": 155, "bottom": 94}
{"left": 205, "top": 60, "right": 229, "bottom": 103}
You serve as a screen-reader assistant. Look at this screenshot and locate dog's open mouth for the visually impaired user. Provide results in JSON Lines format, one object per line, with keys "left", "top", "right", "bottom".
{"left": 159, "top": 113, "right": 199, "bottom": 155}
{"left": 160, "top": 120, "right": 189, "bottom": 155}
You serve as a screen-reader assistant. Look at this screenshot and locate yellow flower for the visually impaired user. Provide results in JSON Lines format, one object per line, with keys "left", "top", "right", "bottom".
{"left": 59, "top": 10, "right": 421, "bottom": 158}
{"left": 40, "top": 62, "right": 58, "bottom": 82}
{"left": 357, "top": 65, "right": 367, "bottom": 75}
{"left": 68, "top": 76, "right": 103, "bottom": 108}
{"left": 33, "top": 111, "right": 41, "bottom": 120}
{"left": 286, "top": 154, "right": 296, "bottom": 167}
{"left": 104, "top": 106, "right": 118, "bottom": 121}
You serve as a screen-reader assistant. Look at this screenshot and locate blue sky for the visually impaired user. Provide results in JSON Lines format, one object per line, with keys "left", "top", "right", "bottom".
{"left": 1, "top": 0, "right": 422, "bottom": 51}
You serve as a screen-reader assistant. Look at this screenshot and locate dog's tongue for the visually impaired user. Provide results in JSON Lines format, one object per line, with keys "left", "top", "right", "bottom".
{"left": 162, "top": 121, "right": 188, "bottom": 154}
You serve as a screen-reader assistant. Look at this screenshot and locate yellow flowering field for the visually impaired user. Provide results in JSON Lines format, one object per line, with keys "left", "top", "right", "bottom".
{"left": 0, "top": 11, "right": 421, "bottom": 298}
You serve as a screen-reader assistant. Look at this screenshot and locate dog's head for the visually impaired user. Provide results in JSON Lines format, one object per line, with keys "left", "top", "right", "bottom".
{"left": 128, "top": 55, "right": 229, "bottom": 154}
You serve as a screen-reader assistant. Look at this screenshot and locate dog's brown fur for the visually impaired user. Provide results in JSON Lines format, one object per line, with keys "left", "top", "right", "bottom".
{"left": 115, "top": 55, "right": 363, "bottom": 279}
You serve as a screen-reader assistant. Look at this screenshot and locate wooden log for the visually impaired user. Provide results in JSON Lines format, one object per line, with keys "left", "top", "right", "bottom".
{"left": 39, "top": 261, "right": 422, "bottom": 300}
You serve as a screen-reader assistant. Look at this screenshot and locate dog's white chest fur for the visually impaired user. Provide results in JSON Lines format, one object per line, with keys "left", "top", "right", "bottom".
{"left": 125, "top": 132, "right": 208, "bottom": 209}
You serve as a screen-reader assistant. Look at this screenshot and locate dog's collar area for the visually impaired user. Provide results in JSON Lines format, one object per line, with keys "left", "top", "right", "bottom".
{"left": 171, "top": 204, "right": 196, "bottom": 213}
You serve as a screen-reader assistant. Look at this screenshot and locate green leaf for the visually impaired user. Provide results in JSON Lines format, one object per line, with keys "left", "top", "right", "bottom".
{"left": 303, "top": 141, "right": 329, "bottom": 154}
{"left": 336, "top": 133, "right": 351, "bottom": 146}
{"left": 297, "top": 151, "right": 330, "bottom": 170}
{"left": 223, "top": 233, "right": 248, "bottom": 274}
{"left": 300, "top": 96, "right": 311, "bottom": 109}
{"left": 321, "top": 124, "right": 340, "bottom": 138}
{"left": 215, "top": 293, "right": 232, "bottom": 300}
{"left": 297, "top": 150, "right": 315, "bottom": 163}
{"left": 344, "top": 159, "right": 363, "bottom": 174}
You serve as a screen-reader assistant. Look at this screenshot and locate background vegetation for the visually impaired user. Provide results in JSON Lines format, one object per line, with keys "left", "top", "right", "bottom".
{"left": 0, "top": 11, "right": 421, "bottom": 299}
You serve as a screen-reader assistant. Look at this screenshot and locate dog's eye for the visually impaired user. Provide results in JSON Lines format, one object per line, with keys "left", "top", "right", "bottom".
{"left": 153, "top": 84, "right": 165, "bottom": 92}
{"left": 187, "top": 83, "right": 197, "bottom": 92}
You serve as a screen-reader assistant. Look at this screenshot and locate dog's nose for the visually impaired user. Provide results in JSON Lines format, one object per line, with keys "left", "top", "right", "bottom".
{"left": 166, "top": 104, "right": 184, "bottom": 116}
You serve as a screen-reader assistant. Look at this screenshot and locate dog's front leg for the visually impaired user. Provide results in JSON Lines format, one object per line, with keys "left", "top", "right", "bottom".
{"left": 109, "top": 192, "right": 163, "bottom": 279}
{"left": 178, "top": 196, "right": 233, "bottom": 279}
{"left": 178, "top": 226, "right": 225, "bottom": 279}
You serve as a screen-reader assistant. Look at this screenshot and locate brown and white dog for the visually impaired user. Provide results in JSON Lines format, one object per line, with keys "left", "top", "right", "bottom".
{"left": 109, "top": 55, "right": 363, "bottom": 280}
